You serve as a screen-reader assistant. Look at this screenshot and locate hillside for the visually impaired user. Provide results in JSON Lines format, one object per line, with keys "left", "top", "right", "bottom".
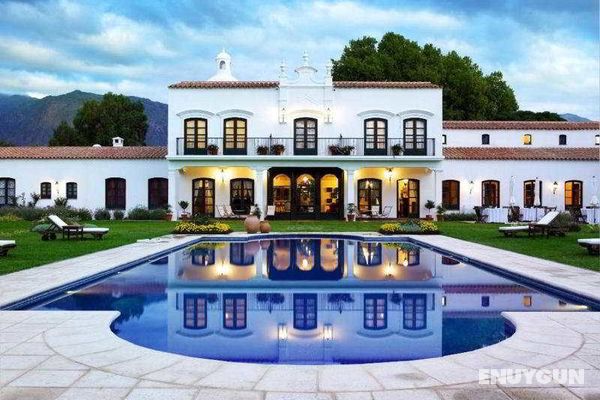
{"left": 0, "top": 91, "right": 167, "bottom": 145}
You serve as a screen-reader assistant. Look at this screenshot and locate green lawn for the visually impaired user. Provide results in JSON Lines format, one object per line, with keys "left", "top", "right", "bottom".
{"left": 0, "top": 219, "right": 598, "bottom": 275}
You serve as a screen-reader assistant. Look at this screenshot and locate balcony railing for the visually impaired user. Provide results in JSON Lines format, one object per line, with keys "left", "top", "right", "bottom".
{"left": 176, "top": 137, "right": 436, "bottom": 157}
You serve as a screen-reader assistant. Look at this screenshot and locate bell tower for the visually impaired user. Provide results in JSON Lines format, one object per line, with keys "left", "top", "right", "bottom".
{"left": 208, "top": 49, "right": 237, "bottom": 81}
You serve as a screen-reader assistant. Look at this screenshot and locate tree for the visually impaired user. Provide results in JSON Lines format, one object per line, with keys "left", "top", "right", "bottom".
{"left": 49, "top": 121, "right": 85, "bottom": 146}
{"left": 332, "top": 33, "right": 559, "bottom": 121}
{"left": 0, "top": 140, "right": 13, "bottom": 146}
{"left": 50, "top": 93, "right": 148, "bottom": 146}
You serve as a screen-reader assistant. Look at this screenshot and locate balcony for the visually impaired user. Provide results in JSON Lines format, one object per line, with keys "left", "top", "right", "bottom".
{"left": 176, "top": 137, "right": 436, "bottom": 157}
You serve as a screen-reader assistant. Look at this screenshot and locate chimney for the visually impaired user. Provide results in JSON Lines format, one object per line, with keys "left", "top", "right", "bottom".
{"left": 112, "top": 137, "right": 124, "bottom": 147}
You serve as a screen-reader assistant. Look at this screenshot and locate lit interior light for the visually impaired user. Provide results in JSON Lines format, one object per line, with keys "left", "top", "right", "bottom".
{"left": 220, "top": 169, "right": 225, "bottom": 184}
{"left": 278, "top": 323, "right": 288, "bottom": 340}
{"left": 385, "top": 262, "right": 394, "bottom": 278}
{"left": 384, "top": 168, "right": 393, "bottom": 182}
{"left": 323, "top": 324, "right": 333, "bottom": 341}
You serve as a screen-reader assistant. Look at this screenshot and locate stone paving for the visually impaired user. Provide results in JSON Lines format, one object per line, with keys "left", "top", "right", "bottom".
{"left": 0, "top": 232, "right": 599, "bottom": 399}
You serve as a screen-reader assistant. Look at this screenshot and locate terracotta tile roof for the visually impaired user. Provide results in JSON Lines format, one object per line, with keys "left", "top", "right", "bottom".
{"left": 443, "top": 285, "right": 532, "bottom": 294}
{"left": 443, "top": 147, "right": 600, "bottom": 161}
{"left": 0, "top": 146, "right": 168, "bottom": 160}
{"left": 168, "top": 80, "right": 440, "bottom": 89}
{"left": 333, "top": 81, "right": 439, "bottom": 89}
{"left": 169, "top": 81, "right": 279, "bottom": 89}
{"left": 443, "top": 121, "right": 599, "bottom": 130}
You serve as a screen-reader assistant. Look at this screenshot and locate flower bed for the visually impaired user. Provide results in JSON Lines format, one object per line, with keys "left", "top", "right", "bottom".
{"left": 172, "top": 221, "right": 232, "bottom": 234}
{"left": 379, "top": 220, "right": 439, "bottom": 234}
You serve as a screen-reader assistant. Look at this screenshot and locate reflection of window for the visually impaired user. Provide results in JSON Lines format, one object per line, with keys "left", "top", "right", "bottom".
{"left": 0, "top": 178, "right": 16, "bottom": 206}
{"left": 358, "top": 179, "right": 381, "bottom": 214}
{"left": 364, "top": 294, "right": 387, "bottom": 330}
{"left": 481, "top": 296, "right": 490, "bottom": 307}
{"left": 320, "top": 239, "right": 339, "bottom": 271}
{"left": 230, "top": 243, "right": 254, "bottom": 266}
{"left": 481, "top": 180, "right": 500, "bottom": 208}
{"left": 148, "top": 178, "right": 168, "bottom": 209}
{"left": 441, "top": 256, "right": 460, "bottom": 265}
{"left": 66, "top": 182, "right": 77, "bottom": 200}
{"left": 296, "top": 174, "right": 316, "bottom": 213}
{"left": 403, "top": 294, "right": 427, "bottom": 330}
{"left": 320, "top": 174, "right": 339, "bottom": 214}
{"left": 523, "top": 180, "right": 542, "bottom": 208}
{"left": 442, "top": 180, "right": 460, "bottom": 210}
{"left": 230, "top": 178, "right": 254, "bottom": 215}
{"left": 191, "top": 249, "right": 215, "bottom": 266}
{"left": 523, "top": 296, "right": 532, "bottom": 307}
{"left": 273, "top": 174, "right": 291, "bottom": 213}
{"left": 184, "top": 294, "right": 207, "bottom": 329}
{"left": 272, "top": 240, "right": 291, "bottom": 270}
{"left": 397, "top": 247, "right": 420, "bottom": 266}
{"left": 296, "top": 239, "right": 316, "bottom": 271}
{"left": 223, "top": 294, "right": 246, "bottom": 329}
{"left": 40, "top": 182, "right": 51, "bottom": 199}
{"left": 356, "top": 242, "right": 382, "bottom": 266}
{"left": 294, "top": 294, "right": 317, "bottom": 330}
{"left": 564, "top": 180, "right": 582, "bottom": 209}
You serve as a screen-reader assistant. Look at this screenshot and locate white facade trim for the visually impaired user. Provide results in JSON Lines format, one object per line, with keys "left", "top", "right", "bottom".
{"left": 216, "top": 109, "right": 254, "bottom": 118}
{"left": 357, "top": 110, "right": 396, "bottom": 118}
{"left": 397, "top": 109, "right": 435, "bottom": 119}
{"left": 176, "top": 109, "right": 215, "bottom": 119}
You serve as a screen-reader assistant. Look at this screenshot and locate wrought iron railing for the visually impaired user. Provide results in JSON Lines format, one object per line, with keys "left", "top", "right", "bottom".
{"left": 175, "top": 136, "right": 436, "bottom": 157}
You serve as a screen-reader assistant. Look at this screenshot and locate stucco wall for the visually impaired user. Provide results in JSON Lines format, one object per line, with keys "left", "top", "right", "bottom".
{"left": 444, "top": 129, "right": 598, "bottom": 147}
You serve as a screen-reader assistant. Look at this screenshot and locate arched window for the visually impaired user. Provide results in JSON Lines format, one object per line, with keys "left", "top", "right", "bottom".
{"left": 364, "top": 294, "right": 387, "bottom": 330}
{"left": 294, "top": 118, "right": 318, "bottom": 156}
{"left": 523, "top": 134, "right": 532, "bottom": 145}
{"left": 296, "top": 174, "right": 316, "bottom": 213}
{"left": 230, "top": 243, "right": 254, "bottom": 266}
{"left": 397, "top": 178, "right": 420, "bottom": 218}
{"left": 223, "top": 118, "right": 247, "bottom": 155}
{"left": 184, "top": 118, "right": 207, "bottom": 155}
{"left": 219, "top": 60, "right": 226, "bottom": 70}
{"left": 148, "top": 178, "right": 168, "bottom": 209}
{"left": 66, "top": 182, "right": 77, "bottom": 200}
{"left": 183, "top": 294, "right": 207, "bottom": 330}
{"left": 481, "top": 134, "right": 490, "bottom": 145}
{"left": 105, "top": 178, "right": 126, "bottom": 209}
{"left": 356, "top": 242, "right": 382, "bottom": 266}
{"left": 481, "top": 180, "right": 500, "bottom": 208}
{"left": 272, "top": 174, "right": 291, "bottom": 213}
{"left": 320, "top": 174, "right": 339, "bottom": 214}
{"left": 192, "top": 178, "right": 215, "bottom": 216}
{"left": 0, "top": 178, "right": 16, "bottom": 207}
{"left": 364, "top": 118, "right": 388, "bottom": 155}
{"left": 523, "top": 180, "right": 542, "bottom": 208}
{"left": 442, "top": 180, "right": 460, "bottom": 210}
{"left": 564, "top": 180, "right": 583, "bottom": 210}
{"left": 357, "top": 179, "right": 382, "bottom": 214}
{"left": 559, "top": 134, "right": 567, "bottom": 146}
{"left": 191, "top": 248, "right": 215, "bottom": 266}
{"left": 40, "top": 182, "right": 51, "bottom": 199}
{"left": 403, "top": 118, "right": 427, "bottom": 155}
{"left": 230, "top": 178, "right": 254, "bottom": 215}
{"left": 397, "top": 247, "right": 420, "bottom": 266}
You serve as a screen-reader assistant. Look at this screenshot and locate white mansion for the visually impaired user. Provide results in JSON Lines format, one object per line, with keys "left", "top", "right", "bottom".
{"left": 0, "top": 51, "right": 599, "bottom": 220}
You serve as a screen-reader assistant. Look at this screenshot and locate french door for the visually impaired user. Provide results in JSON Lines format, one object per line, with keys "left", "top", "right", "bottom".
{"left": 192, "top": 178, "right": 215, "bottom": 216}
{"left": 294, "top": 118, "right": 318, "bottom": 155}
{"left": 403, "top": 118, "right": 427, "bottom": 156}
{"left": 397, "top": 179, "right": 420, "bottom": 218}
{"left": 364, "top": 118, "right": 388, "bottom": 155}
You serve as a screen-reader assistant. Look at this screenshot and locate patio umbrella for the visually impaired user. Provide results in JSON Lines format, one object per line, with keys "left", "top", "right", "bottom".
{"left": 591, "top": 176, "right": 599, "bottom": 206}
{"left": 533, "top": 178, "right": 541, "bottom": 207}
{"left": 508, "top": 176, "right": 516, "bottom": 206}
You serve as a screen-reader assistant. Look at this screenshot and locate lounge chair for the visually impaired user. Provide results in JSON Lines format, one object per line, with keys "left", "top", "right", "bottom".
{"left": 569, "top": 208, "right": 587, "bottom": 224}
{"left": 266, "top": 205, "right": 276, "bottom": 219}
{"left": 0, "top": 240, "right": 16, "bottom": 256}
{"left": 41, "top": 215, "right": 109, "bottom": 240}
{"left": 372, "top": 205, "right": 392, "bottom": 218}
{"left": 578, "top": 238, "right": 600, "bottom": 255}
{"left": 508, "top": 206, "right": 521, "bottom": 223}
{"left": 224, "top": 205, "right": 244, "bottom": 219}
{"left": 474, "top": 206, "right": 488, "bottom": 223}
{"left": 498, "top": 211, "right": 560, "bottom": 237}
{"left": 216, "top": 205, "right": 230, "bottom": 218}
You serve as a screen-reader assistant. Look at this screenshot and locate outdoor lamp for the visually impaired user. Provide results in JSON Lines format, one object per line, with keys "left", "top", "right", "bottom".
{"left": 325, "top": 107, "right": 332, "bottom": 123}
{"left": 385, "top": 168, "right": 393, "bottom": 182}
{"left": 279, "top": 107, "right": 286, "bottom": 124}
{"left": 468, "top": 180, "right": 475, "bottom": 194}
{"left": 553, "top": 181, "right": 558, "bottom": 195}
{"left": 323, "top": 324, "right": 333, "bottom": 341}
{"left": 220, "top": 169, "right": 225, "bottom": 184}
{"left": 278, "top": 324, "right": 288, "bottom": 341}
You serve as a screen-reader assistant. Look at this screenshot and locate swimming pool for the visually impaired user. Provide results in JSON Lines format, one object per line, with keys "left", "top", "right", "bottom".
{"left": 27, "top": 236, "right": 588, "bottom": 364}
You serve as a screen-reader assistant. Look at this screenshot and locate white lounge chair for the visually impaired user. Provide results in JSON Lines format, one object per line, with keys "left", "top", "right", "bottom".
{"left": 42, "top": 215, "right": 109, "bottom": 240}
{"left": 372, "top": 205, "right": 392, "bottom": 218}
{"left": 498, "top": 211, "right": 560, "bottom": 237}
{"left": 216, "top": 205, "right": 229, "bottom": 218}
{"left": 0, "top": 240, "right": 16, "bottom": 256}
{"left": 224, "top": 205, "right": 244, "bottom": 219}
{"left": 266, "top": 205, "right": 276, "bottom": 219}
{"left": 578, "top": 238, "right": 600, "bottom": 255}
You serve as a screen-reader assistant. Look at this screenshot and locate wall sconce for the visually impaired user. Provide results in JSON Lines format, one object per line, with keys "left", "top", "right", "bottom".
{"left": 179, "top": 167, "right": 187, "bottom": 175}
{"left": 220, "top": 168, "right": 225, "bottom": 184}
{"left": 468, "top": 180, "right": 475, "bottom": 194}
{"left": 325, "top": 107, "right": 332, "bottom": 123}
{"left": 552, "top": 181, "right": 558, "bottom": 195}
{"left": 278, "top": 324, "right": 288, "bottom": 341}
{"left": 217, "top": 261, "right": 228, "bottom": 277}
{"left": 385, "top": 261, "right": 394, "bottom": 279}
{"left": 441, "top": 296, "right": 447, "bottom": 306}
{"left": 384, "top": 168, "right": 393, "bottom": 183}
{"left": 323, "top": 324, "right": 333, "bottom": 341}
{"left": 279, "top": 107, "right": 286, "bottom": 124}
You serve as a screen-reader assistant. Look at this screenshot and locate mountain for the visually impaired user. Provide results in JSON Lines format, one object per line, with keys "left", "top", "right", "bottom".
{"left": 0, "top": 90, "right": 167, "bottom": 146}
{"left": 560, "top": 113, "right": 591, "bottom": 122}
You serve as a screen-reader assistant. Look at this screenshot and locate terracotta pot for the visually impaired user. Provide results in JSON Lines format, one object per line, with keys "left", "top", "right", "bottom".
{"left": 260, "top": 221, "right": 272, "bottom": 233}
{"left": 347, "top": 214, "right": 356, "bottom": 222}
{"left": 164, "top": 213, "right": 173, "bottom": 221}
{"left": 244, "top": 215, "right": 260, "bottom": 233}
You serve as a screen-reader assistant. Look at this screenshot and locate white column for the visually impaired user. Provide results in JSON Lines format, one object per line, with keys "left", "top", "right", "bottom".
{"left": 345, "top": 168, "right": 356, "bottom": 219}
{"left": 346, "top": 241, "right": 355, "bottom": 279}
{"left": 168, "top": 168, "right": 178, "bottom": 220}
{"left": 254, "top": 167, "right": 265, "bottom": 220}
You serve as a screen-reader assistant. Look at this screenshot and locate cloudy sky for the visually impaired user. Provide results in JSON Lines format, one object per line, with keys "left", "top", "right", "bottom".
{"left": 0, "top": 0, "right": 598, "bottom": 119}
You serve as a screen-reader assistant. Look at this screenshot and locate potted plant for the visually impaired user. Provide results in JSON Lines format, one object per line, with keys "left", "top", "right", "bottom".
{"left": 392, "top": 144, "right": 403, "bottom": 156}
{"left": 346, "top": 203, "right": 357, "bottom": 221}
{"left": 257, "top": 206, "right": 272, "bottom": 233}
{"left": 207, "top": 144, "right": 219, "bottom": 155}
{"left": 256, "top": 145, "right": 269, "bottom": 155}
{"left": 164, "top": 204, "right": 173, "bottom": 221}
{"left": 424, "top": 200, "right": 435, "bottom": 220}
{"left": 244, "top": 204, "right": 261, "bottom": 233}
{"left": 436, "top": 204, "right": 446, "bottom": 221}
{"left": 270, "top": 143, "right": 286, "bottom": 155}
{"left": 178, "top": 200, "right": 190, "bottom": 220}
{"left": 328, "top": 144, "right": 355, "bottom": 155}
{"left": 327, "top": 293, "right": 354, "bottom": 313}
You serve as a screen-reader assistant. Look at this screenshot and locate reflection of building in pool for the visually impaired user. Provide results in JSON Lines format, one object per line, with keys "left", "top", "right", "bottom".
{"left": 164, "top": 240, "right": 583, "bottom": 363}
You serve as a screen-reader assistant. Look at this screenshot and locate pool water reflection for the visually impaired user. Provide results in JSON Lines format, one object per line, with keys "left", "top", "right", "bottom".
{"left": 34, "top": 238, "right": 586, "bottom": 364}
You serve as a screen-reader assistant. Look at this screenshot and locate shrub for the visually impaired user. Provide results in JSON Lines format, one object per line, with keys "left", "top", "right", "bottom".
{"left": 172, "top": 221, "right": 232, "bottom": 234}
{"left": 113, "top": 209, "right": 125, "bottom": 220}
{"left": 0, "top": 214, "right": 22, "bottom": 222}
{"left": 443, "top": 213, "right": 476, "bottom": 221}
{"left": 192, "top": 214, "right": 213, "bottom": 225}
{"left": 379, "top": 220, "right": 439, "bottom": 234}
{"left": 127, "top": 206, "right": 150, "bottom": 220}
{"left": 54, "top": 197, "right": 68, "bottom": 207}
{"left": 94, "top": 208, "right": 111, "bottom": 220}
{"left": 74, "top": 208, "right": 93, "bottom": 221}
{"left": 256, "top": 145, "right": 269, "bottom": 155}
{"left": 551, "top": 212, "right": 580, "bottom": 232}
{"left": 256, "top": 293, "right": 285, "bottom": 304}
{"left": 148, "top": 208, "right": 167, "bottom": 220}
